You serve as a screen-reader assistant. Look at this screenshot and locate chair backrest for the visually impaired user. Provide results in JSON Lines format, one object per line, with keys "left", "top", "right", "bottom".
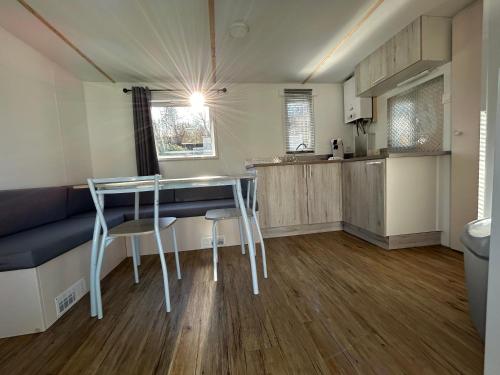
{"left": 87, "top": 175, "right": 160, "bottom": 233}
{"left": 235, "top": 173, "right": 258, "bottom": 214}
{"left": 248, "top": 175, "right": 258, "bottom": 214}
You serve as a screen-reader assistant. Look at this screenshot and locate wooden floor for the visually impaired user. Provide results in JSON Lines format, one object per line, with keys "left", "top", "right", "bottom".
{"left": 0, "top": 232, "right": 484, "bottom": 374}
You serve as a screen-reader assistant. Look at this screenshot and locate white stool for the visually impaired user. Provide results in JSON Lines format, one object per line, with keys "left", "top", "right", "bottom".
{"left": 205, "top": 177, "right": 267, "bottom": 281}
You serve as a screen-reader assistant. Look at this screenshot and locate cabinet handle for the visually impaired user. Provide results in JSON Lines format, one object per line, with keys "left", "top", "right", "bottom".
{"left": 366, "top": 161, "right": 383, "bottom": 165}
{"left": 373, "top": 75, "right": 385, "bottom": 85}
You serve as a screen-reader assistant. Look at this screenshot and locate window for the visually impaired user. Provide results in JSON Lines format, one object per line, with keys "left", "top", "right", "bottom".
{"left": 388, "top": 76, "right": 444, "bottom": 152}
{"left": 283, "top": 89, "right": 315, "bottom": 153}
{"left": 151, "top": 104, "right": 216, "bottom": 159}
{"left": 478, "top": 110, "right": 487, "bottom": 218}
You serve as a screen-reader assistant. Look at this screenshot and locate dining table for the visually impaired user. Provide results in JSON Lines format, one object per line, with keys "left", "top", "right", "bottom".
{"left": 85, "top": 174, "right": 261, "bottom": 318}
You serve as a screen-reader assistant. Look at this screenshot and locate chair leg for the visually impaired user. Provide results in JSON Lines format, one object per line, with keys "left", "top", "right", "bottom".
{"left": 90, "top": 218, "right": 101, "bottom": 317}
{"left": 135, "top": 237, "right": 141, "bottom": 266}
{"left": 95, "top": 235, "right": 108, "bottom": 319}
{"left": 212, "top": 221, "right": 218, "bottom": 281}
{"left": 154, "top": 230, "right": 171, "bottom": 313}
{"left": 130, "top": 236, "right": 139, "bottom": 284}
{"left": 238, "top": 217, "right": 246, "bottom": 255}
{"left": 172, "top": 226, "right": 181, "bottom": 280}
{"left": 253, "top": 216, "right": 268, "bottom": 279}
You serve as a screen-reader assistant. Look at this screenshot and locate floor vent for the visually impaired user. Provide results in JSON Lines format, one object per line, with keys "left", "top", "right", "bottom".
{"left": 201, "top": 235, "right": 225, "bottom": 249}
{"left": 55, "top": 279, "right": 86, "bottom": 318}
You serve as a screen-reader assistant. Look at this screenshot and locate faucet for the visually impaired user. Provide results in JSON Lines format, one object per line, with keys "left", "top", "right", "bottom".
{"left": 296, "top": 142, "right": 307, "bottom": 151}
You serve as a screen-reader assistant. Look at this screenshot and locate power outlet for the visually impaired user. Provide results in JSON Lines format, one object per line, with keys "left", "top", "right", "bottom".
{"left": 201, "top": 235, "right": 225, "bottom": 249}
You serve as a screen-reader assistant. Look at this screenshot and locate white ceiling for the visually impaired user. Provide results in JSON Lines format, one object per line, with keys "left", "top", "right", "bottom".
{"left": 0, "top": 0, "right": 475, "bottom": 84}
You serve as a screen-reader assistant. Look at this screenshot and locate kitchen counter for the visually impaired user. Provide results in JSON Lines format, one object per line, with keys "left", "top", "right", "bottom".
{"left": 245, "top": 151, "right": 451, "bottom": 168}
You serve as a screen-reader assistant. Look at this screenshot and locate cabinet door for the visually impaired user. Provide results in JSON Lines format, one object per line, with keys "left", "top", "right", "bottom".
{"left": 342, "top": 161, "right": 365, "bottom": 228}
{"left": 386, "top": 18, "right": 421, "bottom": 77}
{"left": 355, "top": 60, "right": 370, "bottom": 96}
{"left": 364, "top": 160, "right": 385, "bottom": 236}
{"left": 355, "top": 45, "right": 388, "bottom": 96}
{"left": 256, "top": 165, "right": 308, "bottom": 229}
{"left": 342, "top": 160, "right": 385, "bottom": 235}
{"left": 306, "top": 163, "right": 342, "bottom": 224}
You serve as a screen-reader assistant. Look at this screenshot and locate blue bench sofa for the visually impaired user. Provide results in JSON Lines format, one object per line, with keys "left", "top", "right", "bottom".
{"left": 0, "top": 185, "right": 240, "bottom": 272}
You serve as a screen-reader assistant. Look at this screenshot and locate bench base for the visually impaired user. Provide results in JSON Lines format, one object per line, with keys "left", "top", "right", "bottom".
{"left": 0, "top": 238, "right": 126, "bottom": 339}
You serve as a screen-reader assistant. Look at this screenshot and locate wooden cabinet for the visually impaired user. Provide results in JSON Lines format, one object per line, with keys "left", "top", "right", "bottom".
{"left": 355, "top": 16, "right": 451, "bottom": 97}
{"left": 255, "top": 163, "right": 342, "bottom": 229}
{"left": 256, "top": 165, "right": 308, "bottom": 229}
{"left": 355, "top": 45, "right": 387, "bottom": 96}
{"left": 306, "top": 164, "right": 342, "bottom": 224}
{"left": 386, "top": 18, "right": 421, "bottom": 77}
{"left": 343, "top": 76, "right": 372, "bottom": 123}
{"left": 342, "top": 159, "right": 385, "bottom": 236}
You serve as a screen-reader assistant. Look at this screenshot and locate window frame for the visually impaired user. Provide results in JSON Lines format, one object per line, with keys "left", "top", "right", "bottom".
{"left": 150, "top": 101, "right": 218, "bottom": 161}
{"left": 282, "top": 89, "right": 316, "bottom": 154}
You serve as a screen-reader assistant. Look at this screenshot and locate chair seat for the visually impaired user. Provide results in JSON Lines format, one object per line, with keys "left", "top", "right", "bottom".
{"left": 205, "top": 208, "right": 252, "bottom": 221}
{"left": 109, "top": 217, "right": 176, "bottom": 237}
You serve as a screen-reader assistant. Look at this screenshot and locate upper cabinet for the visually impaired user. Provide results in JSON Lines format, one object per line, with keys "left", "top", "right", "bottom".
{"left": 355, "top": 16, "right": 451, "bottom": 97}
{"left": 343, "top": 76, "right": 372, "bottom": 123}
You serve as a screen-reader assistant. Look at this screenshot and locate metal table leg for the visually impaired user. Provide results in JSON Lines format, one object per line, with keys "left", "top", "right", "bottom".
{"left": 236, "top": 180, "right": 259, "bottom": 294}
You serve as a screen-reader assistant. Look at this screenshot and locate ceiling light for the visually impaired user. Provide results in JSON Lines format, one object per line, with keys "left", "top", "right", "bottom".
{"left": 229, "top": 21, "right": 249, "bottom": 39}
{"left": 190, "top": 92, "right": 205, "bottom": 110}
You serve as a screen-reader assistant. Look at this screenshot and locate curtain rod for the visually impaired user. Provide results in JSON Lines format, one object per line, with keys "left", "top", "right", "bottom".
{"left": 122, "top": 88, "right": 227, "bottom": 94}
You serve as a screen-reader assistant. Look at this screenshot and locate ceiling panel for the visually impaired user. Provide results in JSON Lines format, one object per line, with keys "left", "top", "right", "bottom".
{"left": 0, "top": 0, "right": 476, "bottom": 84}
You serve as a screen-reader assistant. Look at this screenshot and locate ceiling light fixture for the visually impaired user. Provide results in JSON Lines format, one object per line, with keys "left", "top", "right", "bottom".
{"left": 229, "top": 21, "right": 249, "bottom": 39}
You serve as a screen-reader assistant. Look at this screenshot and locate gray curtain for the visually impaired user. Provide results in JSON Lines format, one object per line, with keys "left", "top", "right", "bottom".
{"left": 132, "top": 87, "right": 160, "bottom": 176}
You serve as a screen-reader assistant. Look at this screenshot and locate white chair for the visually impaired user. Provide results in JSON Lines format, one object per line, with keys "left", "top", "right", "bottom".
{"left": 87, "top": 174, "right": 181, "bottom": 319}
{"left": 205, "top": 176, "right": 267, "bottom": 281}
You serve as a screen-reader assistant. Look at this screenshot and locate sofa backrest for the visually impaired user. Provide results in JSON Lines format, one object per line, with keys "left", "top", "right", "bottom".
{"left": 104, "top": 190, "right": 175, "bottom": 208}
{"left": 0, "top": 187, "right": 67, "bottom": 237}
{"left": 174, "top": 186, "right": 235, "bottom": 202}
{"left": 66, "top": 187, "right": 95, "bottom": 216}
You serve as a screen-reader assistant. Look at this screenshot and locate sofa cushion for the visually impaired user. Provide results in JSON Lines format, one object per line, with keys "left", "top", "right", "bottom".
{"left": 0, "top": 213, "right": 124, "bottom": 271}
{"left": 123, "top": 199, "right": 236, "bottom": 220}
{"left": 0, "top": 187, "right": 68, "bottom": 237}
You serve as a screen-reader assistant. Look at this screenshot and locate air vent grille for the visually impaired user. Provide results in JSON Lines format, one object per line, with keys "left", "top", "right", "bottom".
{"left": 55, "top": 279, "right": 86, "bottom": 318}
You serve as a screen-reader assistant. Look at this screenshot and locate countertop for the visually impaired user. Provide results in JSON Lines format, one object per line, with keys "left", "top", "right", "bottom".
{"left": 245, "top": 151, "right": 451, "bottom": 168}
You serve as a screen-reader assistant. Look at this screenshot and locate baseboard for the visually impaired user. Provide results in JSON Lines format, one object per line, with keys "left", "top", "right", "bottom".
{"left": 343, "top": 223, "right": 389, "bottom": 249}
{"left": 343, "top": 223, "right": 442, "bottom": 250}
{"left": 387, "top": 231, "right": 442, "bottom": 249}
{"left": 262, "top": 222, "right": 343, "bottom": 238}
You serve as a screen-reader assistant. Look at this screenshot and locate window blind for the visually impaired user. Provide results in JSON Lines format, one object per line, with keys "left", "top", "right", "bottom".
{"left": 284, "top": 89, "right": 315, "bottom": 153}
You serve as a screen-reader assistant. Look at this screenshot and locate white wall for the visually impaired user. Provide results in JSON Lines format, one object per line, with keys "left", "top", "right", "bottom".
{"left": 83, "top": 82, "right": 350, "bottom": 178}
{"left": 484, "top": 0, "right": 500, "bottom": 371}
{"left": 0, "top": 25, "right": 92, "bottom": 189}
{"left": 450, "top": 1, "right": 482, "bottom": 250}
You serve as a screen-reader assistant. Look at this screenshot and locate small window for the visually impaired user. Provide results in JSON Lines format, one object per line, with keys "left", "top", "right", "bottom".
{"left": 478, "top": 110, "right": 487, "bottom": 218}
{"left": 388, "top": 76, "right": 444, "bottom": 152}
{"left": 283, "top": 89, "right": 315, "bottom": 153}
{"left": 151, "top": 104, "right": 216, "bottom": 159}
